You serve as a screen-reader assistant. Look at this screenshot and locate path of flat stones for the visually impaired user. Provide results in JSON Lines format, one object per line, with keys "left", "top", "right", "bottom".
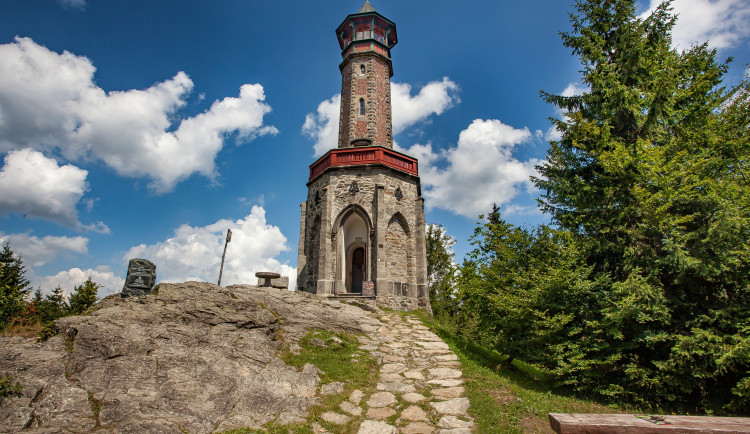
{"left": 313, "top": 311, "right": 475, "bottom": 433}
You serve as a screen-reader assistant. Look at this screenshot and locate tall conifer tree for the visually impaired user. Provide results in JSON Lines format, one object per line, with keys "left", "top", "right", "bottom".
{"left": 534, "top": 0, "right": 749, "bottom": 412}
{"left": 0, "top": 243, "right": 31, "bottom": 327}
{"left": 425, "top": 224, "right": 457, "bottom": 317}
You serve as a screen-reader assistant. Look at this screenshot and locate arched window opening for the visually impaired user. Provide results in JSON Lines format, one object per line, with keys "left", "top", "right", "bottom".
{"left": 360, "top": 64, "right": 366, "bottom": 75}
{"left": 359, "top": 98, "right": 365, "bottom": 116}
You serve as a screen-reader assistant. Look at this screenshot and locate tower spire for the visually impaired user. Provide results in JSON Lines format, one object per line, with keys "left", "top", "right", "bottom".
{"left": 358, "top": 1, "right": 376, "bottom": 13}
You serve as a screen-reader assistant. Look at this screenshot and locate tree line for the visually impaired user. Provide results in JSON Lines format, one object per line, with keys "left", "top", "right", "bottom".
{"left": 1, "top": 243, "right": 100, "bottom": 332}
{"left": 427, "top": 0, "right": 749, "bottom": 415}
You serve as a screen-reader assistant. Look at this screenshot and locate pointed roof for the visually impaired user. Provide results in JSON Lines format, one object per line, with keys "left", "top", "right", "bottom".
{"left": 358, "top": 1, "right": 376, "bottom": 13}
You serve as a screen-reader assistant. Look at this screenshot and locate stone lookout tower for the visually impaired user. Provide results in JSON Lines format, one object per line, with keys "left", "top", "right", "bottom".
{"left": 296, "top": 1, "right": 430, "bottom": 311}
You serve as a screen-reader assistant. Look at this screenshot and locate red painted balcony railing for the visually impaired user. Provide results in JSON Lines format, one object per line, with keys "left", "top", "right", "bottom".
{"left": 309, "top": 146, "right": 418, "bottom": 181}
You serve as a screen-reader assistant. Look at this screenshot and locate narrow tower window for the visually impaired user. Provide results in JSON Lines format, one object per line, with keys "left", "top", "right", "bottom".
{"left": 359, "top": 98, "right": 365, "bottom": 115}
{"left": 360, "top": 64, "right": 365, "bottom": 75}
{"left": 355, "top": 24, "right": 370, "bottom": 40}
{"left": 374, "top": 27, "right": 385, "bottom": 44}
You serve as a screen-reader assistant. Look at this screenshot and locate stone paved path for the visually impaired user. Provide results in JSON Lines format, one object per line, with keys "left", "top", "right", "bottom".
{"left": 313, "top": 310, "right": 475, "bottom": 433}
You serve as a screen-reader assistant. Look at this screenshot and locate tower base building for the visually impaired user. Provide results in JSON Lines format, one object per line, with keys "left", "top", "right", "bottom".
{"left": 296, "top": 2, "right": 430, "bottom": 312}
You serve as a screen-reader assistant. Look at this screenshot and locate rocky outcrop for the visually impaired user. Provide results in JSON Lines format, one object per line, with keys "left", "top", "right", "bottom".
{"left": 0, "top": 282, "right": 379, "bottom": 433}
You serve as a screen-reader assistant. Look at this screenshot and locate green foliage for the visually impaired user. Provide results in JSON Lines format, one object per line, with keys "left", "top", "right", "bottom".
{"left": 68, "top": 277, "right": 99, "bottom": 315}
{"left": 0, "top": 244, "right": 101, "bottom": 332}
{"left": 32, "top": 287, "right": 69, "bottom": 325}
{"left": 0, "top": 375, "right": 23, "bottom": 400}
{"left": 425, "top": 223, "right": 458, "bottom": 318}
{"left": 445, "top": 0, "right": 750, "bottom": 414}
{"left": 0, "top": 243, "right": 31, "bottom": 327}
{"left": 456, "top": 211, "right": 593, "bottom": 372}
{"left": 37, "top": 322, "right": 58, "bottom": 342}
{"left": 526, "top": 0, "right": 748, "bottom": 413}
{"left": 16, "top": 273, "right": 101, "bottom": 340}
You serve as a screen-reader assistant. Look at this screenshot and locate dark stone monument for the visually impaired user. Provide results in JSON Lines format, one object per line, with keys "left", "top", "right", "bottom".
{"left": 122, "top": 258, "right": 157, "bottom": 297}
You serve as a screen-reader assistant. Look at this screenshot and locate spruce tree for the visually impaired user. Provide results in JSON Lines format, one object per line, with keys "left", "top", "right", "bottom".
{"left": 68, "top": 277, "right": 99, "bottom": 315}
{"left": 44, "top": 286, "right": 69, "bottom": 322}
{"left": 0, "top": 243, "right": 31, "bottom": 327}
{"left": 425, "top": 224, "right": 457, "bottom": 318}
{"left": 534, "top": 0, "right": 749, "bottom": 412}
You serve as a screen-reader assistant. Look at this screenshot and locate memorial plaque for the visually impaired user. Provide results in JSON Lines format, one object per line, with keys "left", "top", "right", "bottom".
{"left": 122, "top": 258, "right": 157, "bottom": 297}
{"left": 361, "top": 281, "right": 375, "bottom": 296}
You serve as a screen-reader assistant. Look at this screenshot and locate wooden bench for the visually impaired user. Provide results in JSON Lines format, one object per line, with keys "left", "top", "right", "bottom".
{"left": 548, "top": 413, "right": 750, "bottom": 433}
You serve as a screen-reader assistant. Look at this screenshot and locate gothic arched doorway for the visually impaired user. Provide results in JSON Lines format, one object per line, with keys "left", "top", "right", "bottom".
{"left": 334, "top": 205, "right": 372, "bottom": 294}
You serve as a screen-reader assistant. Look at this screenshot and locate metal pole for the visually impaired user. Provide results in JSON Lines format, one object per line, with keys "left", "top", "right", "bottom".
{"left": 218, "top": 229, "right": 232, "bottom": 286}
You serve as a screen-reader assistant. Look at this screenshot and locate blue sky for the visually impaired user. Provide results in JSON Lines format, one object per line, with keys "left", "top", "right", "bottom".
{"left": 1, "top": 0, "right": 749, "bottom": 296}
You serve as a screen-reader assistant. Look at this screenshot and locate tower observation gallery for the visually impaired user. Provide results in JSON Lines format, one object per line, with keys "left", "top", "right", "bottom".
{"left": 296, "top": 1, "right": 430, "bottom": 312}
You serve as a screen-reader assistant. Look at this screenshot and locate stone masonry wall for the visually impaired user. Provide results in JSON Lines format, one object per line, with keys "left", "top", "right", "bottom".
{"left": 298, "top": 165, "right": 429, "bottom": 312}
{"left": 338, "top": 54, "right": 393, "bottom": 148}
{"left": 385, "top": 214, "right": 411, "bottom": 283}
{"left": 300, "top": 175, "right": 328, "bottom": 293}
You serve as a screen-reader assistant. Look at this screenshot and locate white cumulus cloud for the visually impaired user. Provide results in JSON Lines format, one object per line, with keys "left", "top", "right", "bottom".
{"left": 302, "top": 94, "right": 342, "bottom": 157}
{"left": 0, "top": 37, "right": 277, "bottom": 193}
{"left": 0, "top": 149, "right": 101, "bottom": 229}
{"left": 124, "top": 206, "right": 296, "bottom": 290}
{"left": 403, "top": 119, "right": 540, "bottom": 219}
{"left": 303, "top": 78, "right": 459, "bottom": 156}
{"left": 0, "top": 232, "right": 88, "bottom": 267}
{"left": 391, "top": 77, "right": 459, "bottom": 135}
{"left": 38, "top": 266, "right": 125, "bottom": 298}
{"left": 640, "top": 0, "right": 750, "bottom": 50}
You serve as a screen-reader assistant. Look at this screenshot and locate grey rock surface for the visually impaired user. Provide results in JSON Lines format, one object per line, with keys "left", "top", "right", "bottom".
{"left": 358, "top": 419, "right": 398, "bottom": 434}
{"left": 429, "top": 398, "right": 471, "bottom": 416}
{"left": 438, "top": 415, "right": 475, "bottom": 429}
{"left": 320, "top": 381, "right": 345, "bottom": 395}
{"left": 0, "top": 282, "right": 378, "bottom": 433}
{"left": 366, "top": 391, "right": 396, "bottom": 408}
{"left": 320, "top": 411, "right": 350, "bottom": 425}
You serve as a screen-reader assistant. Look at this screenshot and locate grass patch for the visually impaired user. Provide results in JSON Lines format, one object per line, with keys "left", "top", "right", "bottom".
{"left": 412, "top": 310, "right": 634, "bottom": 433}
{"left": 283, "top": 330, "right": 377, "bottom": 391}
{"left": 88, "top": 391, "right": 103, "bottom": 417}
{"left": 1, "top": 318, "right": 42, "bottom": 338}
{"left": 38, "top": 322, "right": 58, "bottom": 342}
{"left": 0, "top": 375, "right": 23, "bottom": 400}
{"left": 222, "top": 426, "right": 312, "bottom": 434}
{"left": 223, "top": 329, "right": 378, "bottom": 433}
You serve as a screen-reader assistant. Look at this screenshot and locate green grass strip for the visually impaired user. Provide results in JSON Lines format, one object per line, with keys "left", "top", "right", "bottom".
{"left": 413, "top": 310, "right": 629, "bottom": 433}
